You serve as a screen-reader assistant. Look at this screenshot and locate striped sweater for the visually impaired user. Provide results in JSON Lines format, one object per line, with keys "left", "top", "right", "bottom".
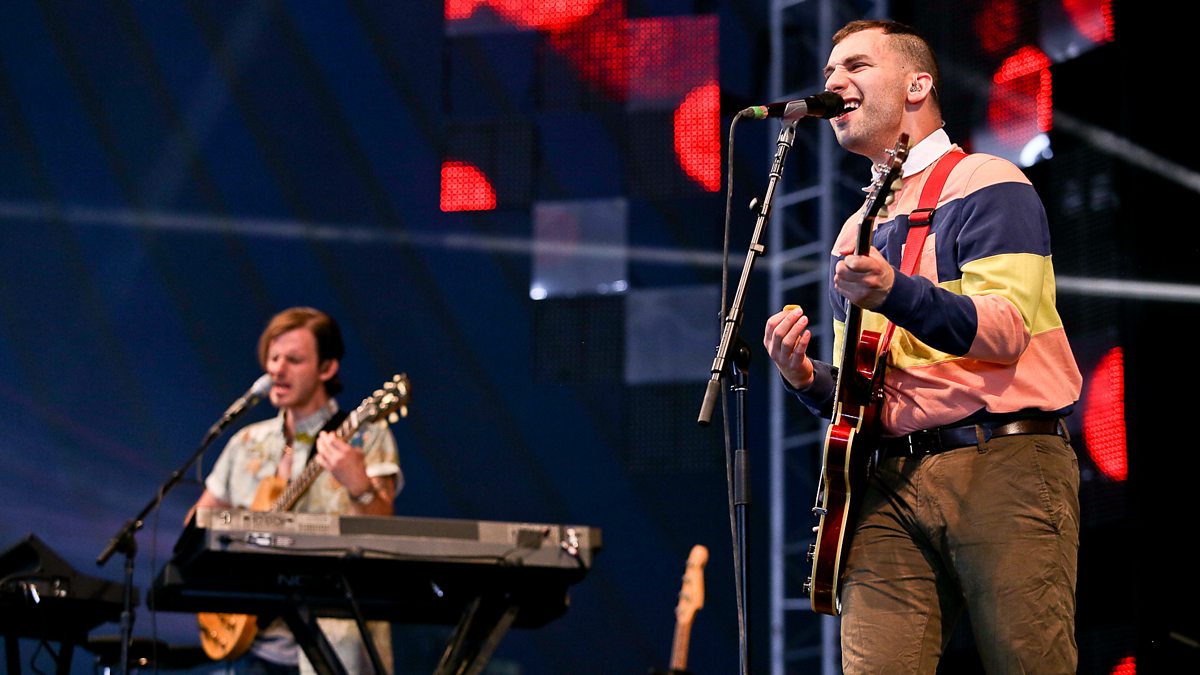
{"left": 794, "top": 135, "right": 1082, "bottom": 436}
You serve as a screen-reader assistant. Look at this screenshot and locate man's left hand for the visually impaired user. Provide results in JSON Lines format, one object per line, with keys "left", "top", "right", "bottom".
{"left": 835, "top": 246, "right": 894, "bottom": 310}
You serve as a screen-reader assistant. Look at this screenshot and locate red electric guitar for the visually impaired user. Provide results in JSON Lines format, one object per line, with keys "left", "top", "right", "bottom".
{"left": 805, "top": 134, "right": 909, "bottom": 616}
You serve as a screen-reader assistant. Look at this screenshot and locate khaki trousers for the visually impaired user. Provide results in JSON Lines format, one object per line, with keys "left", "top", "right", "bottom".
{"left": 840, "top": 433, "right": 1080, "bottom": 674}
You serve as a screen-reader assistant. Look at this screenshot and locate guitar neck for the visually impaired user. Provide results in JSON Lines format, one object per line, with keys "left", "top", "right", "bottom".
{"left": 832, "top": 139, "right": 908, "bottom": 407}
{"left": 833, "top": 221, "right": 875, "bottom": 401}
{"left": 841, "top": 197, "right": 876, "bottom": 365}
{"left": 838, "top": 303, "right": 867, "bottom": 376}
{"left": 271, "top": 412, "right": 364, "bottom": 512}
{"left": 669, "top": 618, "right": 693, "bottom": 671}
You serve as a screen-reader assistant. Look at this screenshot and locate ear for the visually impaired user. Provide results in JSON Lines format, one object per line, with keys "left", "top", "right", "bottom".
{"left": 318, "top": 359, "right": 339, "bottom": 383}
{"left": 906, "top": 72, "right": 934, "bottom": 104}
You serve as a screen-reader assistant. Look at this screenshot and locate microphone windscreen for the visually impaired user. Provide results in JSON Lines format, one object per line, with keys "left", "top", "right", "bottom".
{"left": 250, "top": 373, "right": 273, "bottom": 397}
{"left": 809, "top": 91, "right": 845, "bottom": 119}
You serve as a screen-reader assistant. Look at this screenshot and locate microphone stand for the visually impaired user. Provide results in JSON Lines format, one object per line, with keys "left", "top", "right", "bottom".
{"left": 95, "top": 403, "right": 259, "bottom": 675}
{"left": 698, "top": 119, "right": 799, "bottom": 675}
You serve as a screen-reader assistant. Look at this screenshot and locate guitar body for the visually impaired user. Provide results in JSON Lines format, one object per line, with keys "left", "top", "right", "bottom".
{"left": 196, "top": 476, "right": 283, "bottom": 660}
{"left": 805, "top": 135, "right": 909, "bottom": 616}
{"left": 249, "top": 475, "right": 287, "bottom": 511}
{"left": 808, "top": 334, "right": 884, "bottom": 615}
{"left": 198, "top": 611, "right": 258, "bottom": 661}
{"left": 196, "top": 374, "right": 411, "bottom": 661}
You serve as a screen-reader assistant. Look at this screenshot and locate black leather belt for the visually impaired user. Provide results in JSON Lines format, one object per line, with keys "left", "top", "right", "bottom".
{"left": 877, "top": 417, "right": 1065, "bottom": 458}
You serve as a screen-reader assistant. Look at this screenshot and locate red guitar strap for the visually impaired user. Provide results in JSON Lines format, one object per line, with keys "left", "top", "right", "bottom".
{"left": 879, "top": 149, "right": 967, "bottom": 352}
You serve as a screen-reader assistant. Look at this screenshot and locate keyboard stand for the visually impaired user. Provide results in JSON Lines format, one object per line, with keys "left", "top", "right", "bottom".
{"left": 282, "top": 602, "right": 349, "bottom": 675}
{"left": 434, "top": 594, "right": 520, "bottom": 675}
{"left": 279, "top": 571, "right": 387, "bottom": 675}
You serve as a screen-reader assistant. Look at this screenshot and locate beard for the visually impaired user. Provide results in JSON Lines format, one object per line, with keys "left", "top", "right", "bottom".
{"left": 830, "top": 93, "right": 905, "bottom": 160}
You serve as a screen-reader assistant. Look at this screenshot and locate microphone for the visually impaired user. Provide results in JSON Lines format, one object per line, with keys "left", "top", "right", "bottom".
{"left": 215, "top": 373, "right": 273, "bottom": 428}
{"left": 739, "top": 91, "right": 845, "bottom": 121}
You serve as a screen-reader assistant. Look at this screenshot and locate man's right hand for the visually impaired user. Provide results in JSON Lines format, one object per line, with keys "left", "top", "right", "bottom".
{"left": 764, "top": 304, "right": 816, "bottom": 390}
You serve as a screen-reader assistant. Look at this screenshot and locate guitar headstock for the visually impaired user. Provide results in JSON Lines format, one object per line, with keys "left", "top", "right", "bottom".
{"left": 674, "top": 544, "right": 709, "bottom": 625}
{"left": 864, "top": 133, "right": 910, "bottom": 221}
{"left": 357, "top": 373, "right": 411, "bottom": 425}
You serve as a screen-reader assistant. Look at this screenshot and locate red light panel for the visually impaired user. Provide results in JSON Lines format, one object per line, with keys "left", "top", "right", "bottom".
{"left": 1063, "top": 0, "right": 1115, "bottom": 45}
{"left": 445, "top": 0, "right": 604, "bottom": 30}
{"left": 673, "top": 81, "right": 721, "bottom": 192}
{"left": 626, "top": 16, "right": 718, "bottom": 106}
{"left": 989, "top": 45, "right": 1052, "bottom": 147}
{"left": 1083, "top": 346, "right": 1127, "bottom": 482}
{"left": 545, "top": 1, "right": 629, "bottom": 101}
{"left": 973, "top": 0, "right": 1024, "bottom": 56}
{"left": 440, "top": 160, "right": 497, "bottom": 212}
{"left": 445, "top": 3, "right": 719, "bottom": 195}
{"left": 1110, "top": 654, "right": 1135, "bottom": 675}
{"left": 625, "top": 15, "right": 719, "bottom": 193}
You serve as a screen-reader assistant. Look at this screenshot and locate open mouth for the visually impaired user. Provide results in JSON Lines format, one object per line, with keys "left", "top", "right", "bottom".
{"left": 836, "top": 100, "right": 861, "bottom": 121}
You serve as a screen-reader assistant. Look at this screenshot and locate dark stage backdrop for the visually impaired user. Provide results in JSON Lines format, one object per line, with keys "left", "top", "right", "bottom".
{"left": 1, "top": 1, "right": 1196, "bottom": 674}
{"left": 0, "top": 2, "right": 766, "bottom": 674}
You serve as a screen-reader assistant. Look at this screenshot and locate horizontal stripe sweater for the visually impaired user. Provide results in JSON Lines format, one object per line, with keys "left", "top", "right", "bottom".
{"left": 792, "top": 132, "right": 1082, "bottom": 436}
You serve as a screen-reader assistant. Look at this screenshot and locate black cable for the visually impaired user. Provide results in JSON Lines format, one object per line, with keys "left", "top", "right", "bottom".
{"left": 718, "top": 113, "right": 749, "bottom": 672}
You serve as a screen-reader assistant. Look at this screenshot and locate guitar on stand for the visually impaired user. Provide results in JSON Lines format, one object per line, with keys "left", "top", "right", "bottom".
{"left": 804, "top": 134, "right": 909, "bottom": 616}
{"left": 651, "top": 544, "right": 708, "bottom": 675}
{"left": 197, "top": 374, "right": 410, "bottom": 661}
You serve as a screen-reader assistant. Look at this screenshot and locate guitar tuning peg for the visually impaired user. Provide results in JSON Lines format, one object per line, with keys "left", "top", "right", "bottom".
{"left": 878, "top": 206, "right": 889, "bottom": 218}
{"left": 884, "top": 193, "right": 895, "bottom": 205}
{"left": 388, "top": 412, "right": 399, "bottom": 424}
{"left": 891, "top": 178, "right": 903, "bottom": 192}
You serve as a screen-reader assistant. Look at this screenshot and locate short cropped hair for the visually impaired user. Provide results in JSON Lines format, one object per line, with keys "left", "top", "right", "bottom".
{"left": 833, "top": 19, "right": 941, "bottom": 106}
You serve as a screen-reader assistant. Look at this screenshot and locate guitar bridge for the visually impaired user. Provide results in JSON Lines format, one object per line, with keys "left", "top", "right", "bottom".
{"left": 811, "top": 507, "right": 827, "bottom": 517}
{"left": 802, "top": 577, "right": 812, "bottom": 595}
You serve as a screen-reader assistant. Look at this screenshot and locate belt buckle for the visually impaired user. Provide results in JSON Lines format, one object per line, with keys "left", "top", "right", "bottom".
{"left": 902, "top": 429, "right": 921, "bottom": 456}
{"left": 906, "top": 429, "right": 938, "bottom": 456}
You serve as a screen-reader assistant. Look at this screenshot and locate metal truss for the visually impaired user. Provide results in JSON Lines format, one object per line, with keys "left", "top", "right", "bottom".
{"left": 766, "top": 1, "right": 888, "bottom": 674}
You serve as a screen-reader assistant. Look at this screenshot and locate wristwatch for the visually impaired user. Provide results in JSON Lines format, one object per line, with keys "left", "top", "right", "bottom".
{"left": 352, "top": 487, "right": 376, "bottom": 505}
